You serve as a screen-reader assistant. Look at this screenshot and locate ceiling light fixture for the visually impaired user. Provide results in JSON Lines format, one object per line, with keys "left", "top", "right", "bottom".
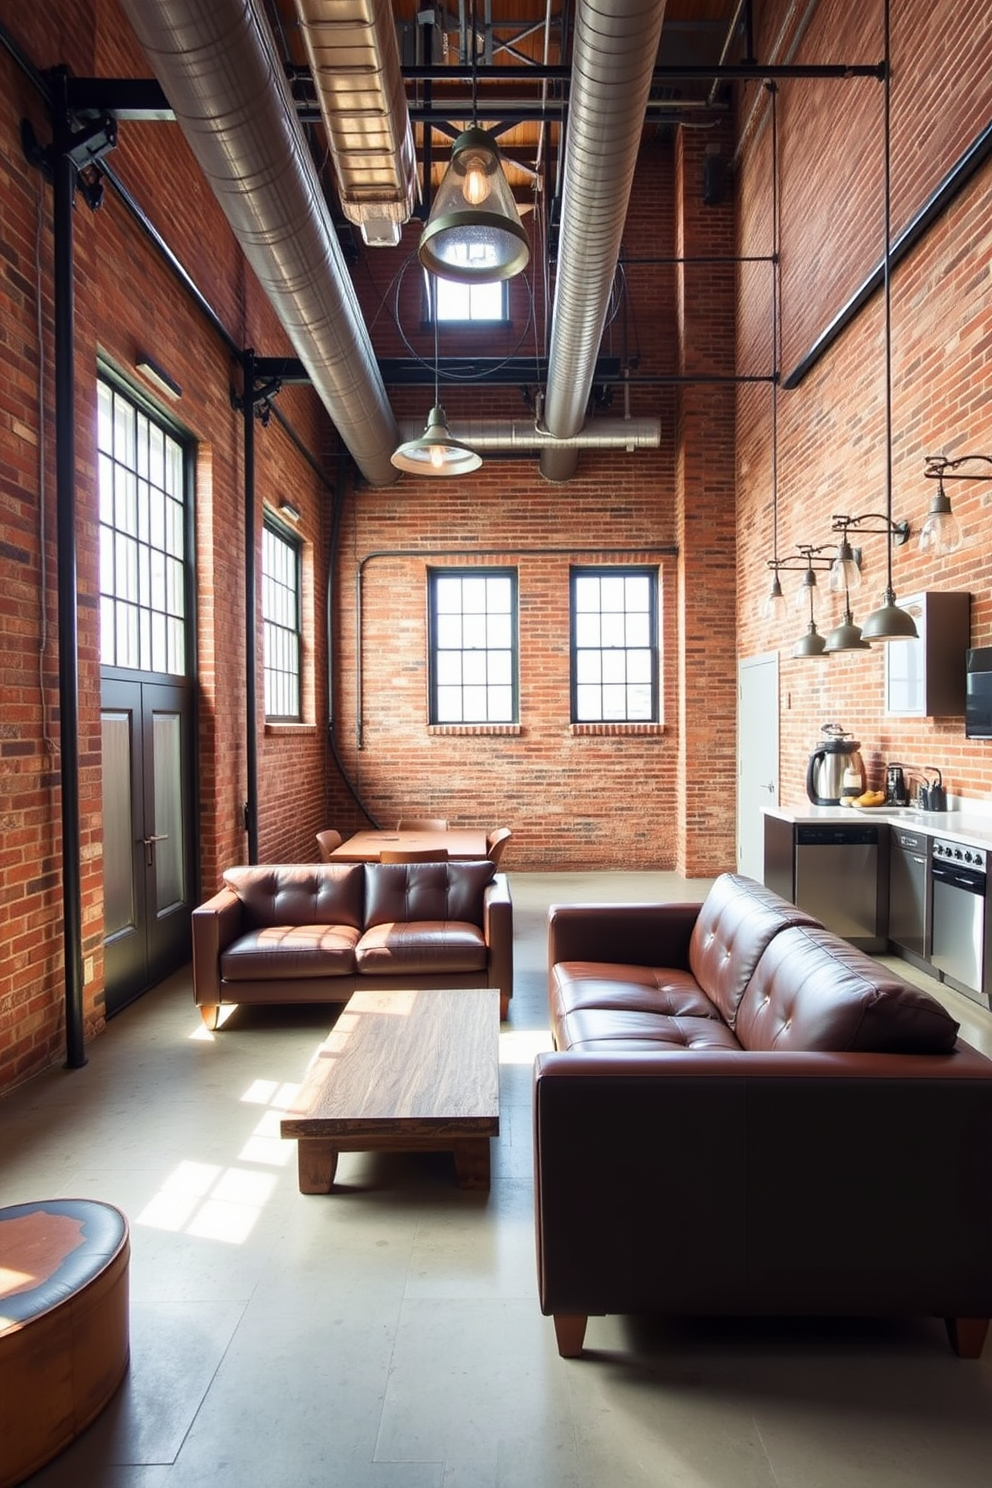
{"left": 919, "top": 452, "right": 990, "bottom": 553}
{"left": 858, "top": 0, "right": 917, "bottom": 644}
{"left": 390, "top": 274, "right": 483, "bottom": 476}
{"left": 418, "top": 126, "right": 530, "bottom": 284}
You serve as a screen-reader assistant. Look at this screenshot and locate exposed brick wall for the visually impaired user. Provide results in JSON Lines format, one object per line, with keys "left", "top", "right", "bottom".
{"left": 0, "top": 3, "right": 333, "bottom": 1092}
{"left": 736, "top": 0, "right": 992, "bottom": 811}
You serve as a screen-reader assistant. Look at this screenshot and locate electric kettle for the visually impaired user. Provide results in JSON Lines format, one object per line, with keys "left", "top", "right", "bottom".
{"left": 806, "top": 723, "right": 866, "bottom": 805}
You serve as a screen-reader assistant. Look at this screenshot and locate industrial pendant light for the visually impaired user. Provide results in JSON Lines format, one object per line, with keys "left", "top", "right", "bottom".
{"left": 860, "top": 0, "right": 918, "bottom": 644}
{"left": 418, "top": 127, "right": 530, "bottom": 284}
{"left": 390, "top": 275, "right": 482, "bottom": 476}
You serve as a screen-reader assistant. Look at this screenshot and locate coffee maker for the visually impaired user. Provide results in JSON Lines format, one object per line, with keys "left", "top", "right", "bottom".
{"left": 805, "top": 724, "right": 866, "bottom": 805}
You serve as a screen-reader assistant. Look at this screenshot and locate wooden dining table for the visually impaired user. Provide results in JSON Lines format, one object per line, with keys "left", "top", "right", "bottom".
{"left": 329, "top": 828, "right": 489, "bottom": 862}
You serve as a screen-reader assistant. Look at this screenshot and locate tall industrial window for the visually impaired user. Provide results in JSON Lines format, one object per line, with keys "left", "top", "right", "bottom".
{"left": 262, "top": 519, "right": 302, "bottom": 720}
{"left": 97, "top": 378, "right": 188, "bottom": 674}
{"left": 429, "top": 570, "right": 517, "bottom": 724}
{"left": 571, "top": 568, "right": 660, "bottom": 723}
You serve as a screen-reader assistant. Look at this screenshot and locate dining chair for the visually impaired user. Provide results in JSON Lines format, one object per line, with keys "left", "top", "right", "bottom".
{"left": 396, "top": 817, "right": 449, "bottom": 831}
{"left": 486, "top": 826, "right": 512, "bottom": 868}
{"left": 315, "top": 829, "right": 343, "bottom": 862}
{"left": 380, "top": 847, "right": 449, "bottom": 863}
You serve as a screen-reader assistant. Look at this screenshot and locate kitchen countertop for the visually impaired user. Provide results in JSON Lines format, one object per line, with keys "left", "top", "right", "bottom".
{"left": 764, "top": 803, "right": 992, "bottom": 852}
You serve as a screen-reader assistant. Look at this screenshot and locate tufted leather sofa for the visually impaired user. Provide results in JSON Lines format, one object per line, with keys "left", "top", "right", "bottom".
{"left": 534, "top": 872, "right": 992, "bottom": 1360}
{"left": 192, "top": 860, "right": 512, "bottom": 1027}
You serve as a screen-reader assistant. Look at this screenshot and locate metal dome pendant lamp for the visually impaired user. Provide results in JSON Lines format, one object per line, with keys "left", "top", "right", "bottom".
{"left": 860, "top": 0, "right": 918, "bottom": 645}
{"left": 390, "top": 274, "right": 483, "bottom": 477}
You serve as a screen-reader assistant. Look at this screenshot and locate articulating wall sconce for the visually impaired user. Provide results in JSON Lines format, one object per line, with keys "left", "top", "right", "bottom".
{"left": 920, "top": 452, "right": 991, "bottom": 554}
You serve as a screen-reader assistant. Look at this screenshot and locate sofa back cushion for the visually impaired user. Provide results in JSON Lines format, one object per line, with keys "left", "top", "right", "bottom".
{"left": 363, "top": 860, "right": 496, "bottom": 930}
{"left": 736, "top": 923, "right": 961, "bottom": 1053}
{"left": 688, "top": 873, "right": 820, "bottom": 1029}
{"left": 223, "top": 864, "right": 365, "bottom": 930}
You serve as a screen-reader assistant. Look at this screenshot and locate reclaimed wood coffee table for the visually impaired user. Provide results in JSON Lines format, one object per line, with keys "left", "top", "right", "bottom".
{"left": 280, "top": 987, "right": 500, "bottom": 1193}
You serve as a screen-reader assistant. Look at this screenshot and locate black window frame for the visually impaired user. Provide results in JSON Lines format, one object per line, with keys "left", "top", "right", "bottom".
{"left": 569, "top": 566, "right": 661, "bottom": 724}
{"left": 428, "top": 568, "right": 519, "bottom": 725}
{"left": 261, "top": 516, "right": 303, "bottom": 722}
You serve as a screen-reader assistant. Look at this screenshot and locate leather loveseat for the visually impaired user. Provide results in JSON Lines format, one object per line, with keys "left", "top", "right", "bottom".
{"left": 192, "top": 859, "right": 512, "bottom": 1027}
{"left": 534, "top": 872, "right": 992, "bottom": 1360}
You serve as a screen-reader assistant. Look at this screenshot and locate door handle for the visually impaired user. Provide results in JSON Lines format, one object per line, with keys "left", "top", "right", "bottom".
{"left": 140, "top": 833, "right": 169, "bottom": 866}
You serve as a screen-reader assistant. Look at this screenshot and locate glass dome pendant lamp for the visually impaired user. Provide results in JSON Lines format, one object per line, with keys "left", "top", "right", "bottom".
{"left": 390, "top": 276, "right": 482, "bottom": 476}
{"left": 418, "top": 127, "right": 530, "bottom": 285}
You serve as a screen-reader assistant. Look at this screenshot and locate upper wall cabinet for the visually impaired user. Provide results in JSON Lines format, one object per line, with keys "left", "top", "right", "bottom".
{"left": 884, "top": 592, "right": 971, "bottom": 717}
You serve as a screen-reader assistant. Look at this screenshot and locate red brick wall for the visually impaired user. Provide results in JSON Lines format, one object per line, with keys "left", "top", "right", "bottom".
{"left": 0, "top": 2, "right": 333, "bottom": 1091}
{"left": 736, "top": 0, "right": 992, "bottom": 810}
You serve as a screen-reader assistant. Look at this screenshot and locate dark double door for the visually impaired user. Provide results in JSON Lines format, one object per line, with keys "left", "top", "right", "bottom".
{"left": 101, "top": 675, "right": 195, "bottom": 1015}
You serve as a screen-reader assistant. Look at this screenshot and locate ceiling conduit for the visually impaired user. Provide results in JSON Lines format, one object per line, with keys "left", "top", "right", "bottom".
{"left": 118, "top": 0, "right": 401, "bottom": 487}
{"left": 540, "top": 0, "right": 669, "bottom": 483}
{"left": 292, "top": 0, "right": 417, "bottom": 248}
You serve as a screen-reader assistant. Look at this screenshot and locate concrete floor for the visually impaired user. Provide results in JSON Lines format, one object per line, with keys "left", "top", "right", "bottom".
{"left": 3, "top": 870, "right": 992, "bottom": 1488}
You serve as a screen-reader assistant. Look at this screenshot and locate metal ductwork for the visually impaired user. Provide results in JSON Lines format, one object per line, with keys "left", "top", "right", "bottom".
{"left": 541, "top": 0, "right": 669, "bottom": 482}
{"left": 395, "top": 416, "right": 660, "bottom": 451}
{"left": 118, "top": 0, "right": 400, "bottom": 487}
{"left": 292, "top": 0, "right": 417, "bottom": 248}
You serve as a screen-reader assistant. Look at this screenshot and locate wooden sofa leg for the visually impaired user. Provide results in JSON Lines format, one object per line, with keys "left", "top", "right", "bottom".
{"left": 199, "top": 1004, "right": 221, "bottom": 1031}
{"left": 553, "top": 1314, "right": 587, "bottom": 1358}
{"left": 946, "top": 1317, "right": 989, "bottom": 1358}
{"left": 499, "top": 992, "right": 509, "bottom": 1021}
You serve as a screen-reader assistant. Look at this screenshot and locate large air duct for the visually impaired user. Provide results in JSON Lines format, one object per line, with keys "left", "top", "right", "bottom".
{"left": 395, "top": 416, "right": 660, "bottom": 451}
{"left": 541, "top": 0, "right": 669, "bottom": 482}
{"left": 118, "top": 0, "right": 400, "bottom": 486}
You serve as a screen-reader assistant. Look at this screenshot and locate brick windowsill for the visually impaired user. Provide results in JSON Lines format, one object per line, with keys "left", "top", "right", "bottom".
{"left": 569, "top": 722, "right": 666, "bottom": 737}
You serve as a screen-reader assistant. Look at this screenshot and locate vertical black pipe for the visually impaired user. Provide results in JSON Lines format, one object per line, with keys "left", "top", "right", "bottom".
{"left": 54, "top": 151, "right": 86, "bottom": 1068}
{"left": 243, "top": 350, "right": 259, "bottom": 864}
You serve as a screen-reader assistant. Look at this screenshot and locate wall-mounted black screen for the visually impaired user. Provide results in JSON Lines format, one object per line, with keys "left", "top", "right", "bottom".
{"left": 965, "top": 647, "right": 992, "bottom": 739}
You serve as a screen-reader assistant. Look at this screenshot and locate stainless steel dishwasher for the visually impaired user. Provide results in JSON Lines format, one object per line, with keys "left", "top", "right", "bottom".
{"left": 793, "top": 823, "right": 885, "bottom": 950}
{"left": 888, "top": 826, "right": 930, "bottom": 967}
{"left": 930, "top": 839, "right": 990, "bottom": 1007}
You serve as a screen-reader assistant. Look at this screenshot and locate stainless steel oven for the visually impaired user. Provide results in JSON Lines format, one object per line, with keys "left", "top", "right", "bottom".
{"left": 930, "top": 839, "right": 990, "bottom": 1007}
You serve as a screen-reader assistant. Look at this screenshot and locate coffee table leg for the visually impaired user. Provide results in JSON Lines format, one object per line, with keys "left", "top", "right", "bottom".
{"left": 297, "top": 1139, "right": 339, "bottom": 1194}
{"left": 452, "top": 1139, "right": 491, "bottom": 1191}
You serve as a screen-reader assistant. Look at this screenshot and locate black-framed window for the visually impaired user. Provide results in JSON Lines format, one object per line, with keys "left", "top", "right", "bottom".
{"left": 97, "top": 377, "right": 189, "bottom": 675}
{"left": 432, "top": 274, "right": 508, "bottom": 323}
{"left": 570, "top": 567, "right": 660, "bottom": 723}
{"left": 262, "top": 518, "right": 302, "bottom": 720}
{"left": 429, "top": 569, "right": 518, "bottom": 723}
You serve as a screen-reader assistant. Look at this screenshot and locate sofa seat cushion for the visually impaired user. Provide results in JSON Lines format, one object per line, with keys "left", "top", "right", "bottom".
{"left": 223, "top": 863, "right": 364, "bottom": 929}
{"left": 356, "top": 921, "right": 488, "bottom": 976}
{"left": 551, "top": 961, "right": 721, "bottom": 1020}
{"left": 555, "top": 1007, "right": 743, "bottom": 1053}
{"left": 688, "top": 873, "right": 821, "bottom": 1031}
{"left": 736, "top": 924, "right": 961, "bottom": 1053}
{"left": 221, "top": 924, "right": 360, "bottom": 981}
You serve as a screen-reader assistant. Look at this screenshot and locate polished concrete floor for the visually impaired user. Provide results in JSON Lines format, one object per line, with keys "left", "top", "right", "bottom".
{"left": 3, "top": 870, "right": 992, "bottom": 1488}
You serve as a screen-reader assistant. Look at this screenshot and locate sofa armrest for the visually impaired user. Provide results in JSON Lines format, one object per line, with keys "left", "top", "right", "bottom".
{"left": 484, "top": 872, "right": 513, "bottom": 1011}
{"left": 547, "top": 901, "right": 703, "bottom": 972}
{"left": 533, "top": 1045, "right": 992, "bottom": 1323}
{"left": 192, "top": 886, "right": 246, "bottom": 1007}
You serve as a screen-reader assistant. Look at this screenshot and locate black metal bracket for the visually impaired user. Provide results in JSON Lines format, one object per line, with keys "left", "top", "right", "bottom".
{"left": 230, "top": 376, "right": 284, "bottom": 426}
{"left": 21, "top": 67, "right": 118, "bottom": 210}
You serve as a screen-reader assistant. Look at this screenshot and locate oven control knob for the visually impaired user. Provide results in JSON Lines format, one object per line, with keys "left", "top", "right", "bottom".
{"left": 954, "top": 848, "right": 963, "bottom": 859}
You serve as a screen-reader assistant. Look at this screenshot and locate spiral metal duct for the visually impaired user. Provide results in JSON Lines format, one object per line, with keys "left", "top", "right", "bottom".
{"left": 540, "top": 0, "right": 669, "bottom": 482}
{"left": 118, "top": 0, "right": 400, "bottom": 486}
{"left": 395, "top": 416, "right": 660, "bottom": 450}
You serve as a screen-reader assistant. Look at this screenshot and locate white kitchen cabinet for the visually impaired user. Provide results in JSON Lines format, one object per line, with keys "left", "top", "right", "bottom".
{"left": 884, "top": 591, "right": 971, "bottom": 717}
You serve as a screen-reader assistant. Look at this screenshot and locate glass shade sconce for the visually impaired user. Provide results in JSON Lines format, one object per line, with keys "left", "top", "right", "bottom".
{"left": 919, "top": 452, "right": 990, "bottom": 554}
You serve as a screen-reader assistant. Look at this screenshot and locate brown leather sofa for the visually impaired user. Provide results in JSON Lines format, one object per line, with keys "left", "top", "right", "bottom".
{"left": 193, "top": 859, "right": 513, "bottom": 1026}
{"left": 534, "top": 872, "right": 992, "bottom": 1360}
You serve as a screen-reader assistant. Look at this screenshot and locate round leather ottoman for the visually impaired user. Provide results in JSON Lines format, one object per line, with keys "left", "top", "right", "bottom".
{"left": 0, "top": 1199, "right": 130, "bottom": 1488}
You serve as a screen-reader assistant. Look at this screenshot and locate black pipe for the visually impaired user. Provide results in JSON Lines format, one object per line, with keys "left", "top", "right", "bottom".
{"left": 54, "top": 151, "right": 86, "bottom": 1069}
{"left": 243, "top": 351, "right": 259, "bottom": 864}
